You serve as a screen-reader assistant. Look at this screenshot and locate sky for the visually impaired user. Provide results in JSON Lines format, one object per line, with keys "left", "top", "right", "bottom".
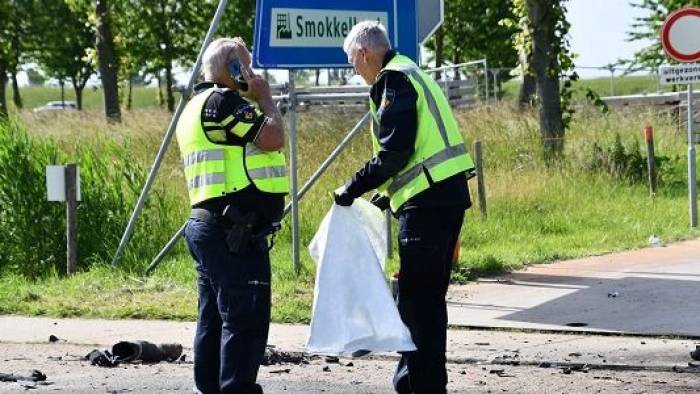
{"left": 17, "top": 0, "right": 656, "bottom": 86}
{"left": 567, "top": 0, "right": 653, "bottom": 77}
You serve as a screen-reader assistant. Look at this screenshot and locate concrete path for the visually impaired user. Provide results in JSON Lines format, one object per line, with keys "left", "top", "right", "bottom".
{"left": 447, "top": 238, "right": 700, "bottom": 336}
{"left": 1, "top": 316, "right": 698, "bottom": 371}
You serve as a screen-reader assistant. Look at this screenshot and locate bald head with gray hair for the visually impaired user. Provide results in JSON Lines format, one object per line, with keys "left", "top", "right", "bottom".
{"left": 202, "top": 37, "right": 250, "bottom": 82}
{"left": 342, "top": 20, "right": 391, "bottom": 56}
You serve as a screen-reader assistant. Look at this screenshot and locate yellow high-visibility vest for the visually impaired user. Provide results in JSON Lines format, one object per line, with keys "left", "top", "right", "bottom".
{"left": 369, "top": 54, "right": 475, "bottom": 212}
{"left": 175, "top": 88, "right": 289, "bottom": 206}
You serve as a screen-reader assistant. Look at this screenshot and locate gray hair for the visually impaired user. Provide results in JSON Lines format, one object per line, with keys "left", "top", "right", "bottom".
{"left": 202, "top": 38, "right": 238, "bottom": 80}
{"left": 343, "top": 20, "right": 391, "bottom": 55}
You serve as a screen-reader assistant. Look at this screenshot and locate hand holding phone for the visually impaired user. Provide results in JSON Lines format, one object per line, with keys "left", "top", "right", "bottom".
{"left": 228, "top": 61, "right": 248, "bottom": 92}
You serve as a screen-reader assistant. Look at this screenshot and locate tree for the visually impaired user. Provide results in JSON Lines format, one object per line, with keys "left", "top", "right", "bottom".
{"left": 0, "top": 0, "right": 10, "bottom": 116}
{"left": 115, "top": 0, "right": 226, "bottom": 112}
{"left": 33, "top": 0, "right": 95, "bottom": 110}
{"left": 626, "top": 0, "right": 700, "bottom": 70}
{"left": 0, "top": 0, "right": 33, "bottom": 113}
{"left": 25, "top": 67, "right": 46, "bottom": 86}
{"left": 511, "top": 0, "right": 574, "bottom": 158}
{"left": 95, "top": 0, "right": 121, "bottom": 122}
{"left": 426, "top": 0, "right": 519, "bottom": 93}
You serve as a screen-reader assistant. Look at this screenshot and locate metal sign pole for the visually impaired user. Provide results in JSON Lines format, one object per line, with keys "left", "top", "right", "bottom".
{"left": 111, "top": 0, "right": 229, "bottom": 266}
{"left": 688, "top": 84, "right": 697, "bottom": 227}
{"left": 288, "top": 73, "right": 301, "bottom": 273}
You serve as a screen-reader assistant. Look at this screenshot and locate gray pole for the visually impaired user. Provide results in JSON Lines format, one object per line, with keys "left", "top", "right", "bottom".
{"left": 483, "top": 60, "right": 489, "bottom": 102}
{"left": 65, "top": 164, "right": 78, "bottom": 275}
{"left": 145, "top": 222, "right": 186, "bottom": 276}
{"left": 288, "top": 73, "right": 301, "bottom": 273}
{"left": 688, "top": 84, "right": 697, "bottom": 227}
{"left": 110, "top": 0, "right": 229, "bottom": 266}
{"left": 283, "top": 112, "right": 370, "bottom": 215}
{"left": 609, "top": 69, "right": 615, "bottom": 96}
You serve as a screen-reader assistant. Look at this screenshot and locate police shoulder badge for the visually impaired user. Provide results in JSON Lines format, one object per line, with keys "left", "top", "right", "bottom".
{"left": 234, "top": 104, "right": 257, "bottom": 123}
{"left": 380, "top": 88, "right": 395, "bottom": 111}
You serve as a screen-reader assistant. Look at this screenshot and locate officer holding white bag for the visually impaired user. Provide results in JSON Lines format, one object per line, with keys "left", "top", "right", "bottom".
{"left": 334, "top": 21, "right": 475, "bottom": 394}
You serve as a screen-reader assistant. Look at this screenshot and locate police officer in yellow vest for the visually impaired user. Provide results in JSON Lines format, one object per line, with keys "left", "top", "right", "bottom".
{"left": 335, "top": 22, "right": 475, "bottom": 394}
{"left": 175, "top": 37, "right": 288, "bottom": 394}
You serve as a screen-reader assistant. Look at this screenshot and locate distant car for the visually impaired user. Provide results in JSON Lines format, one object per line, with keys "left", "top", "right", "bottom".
{"left": 33, "top": 101, "right": 78, "bottom": 112}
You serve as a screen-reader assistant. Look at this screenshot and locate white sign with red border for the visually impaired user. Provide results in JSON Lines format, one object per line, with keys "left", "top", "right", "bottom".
{"left": 660, "top": 7, "right": 700, "bottom": 63}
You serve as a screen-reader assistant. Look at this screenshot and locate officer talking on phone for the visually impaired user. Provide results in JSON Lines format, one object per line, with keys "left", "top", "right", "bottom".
{"left": 175, "top": 37, "right": 288, "bottom": 394}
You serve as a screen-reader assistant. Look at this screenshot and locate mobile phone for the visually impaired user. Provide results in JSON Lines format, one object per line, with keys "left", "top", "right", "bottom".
{"left": 228, "top": 61, "right": 248, "bottom": 91}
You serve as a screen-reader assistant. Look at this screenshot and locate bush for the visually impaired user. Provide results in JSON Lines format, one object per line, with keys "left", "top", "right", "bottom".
{"left": 0, "top": 118, "right": 183, "bottom": 277}
{"left": 586, "top": 133, "right": 648, "bottom": 184}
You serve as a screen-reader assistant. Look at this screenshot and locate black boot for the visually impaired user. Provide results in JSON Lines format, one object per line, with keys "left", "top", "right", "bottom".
{"left": 112, "top": 341, "right": 183, "bottom": 362}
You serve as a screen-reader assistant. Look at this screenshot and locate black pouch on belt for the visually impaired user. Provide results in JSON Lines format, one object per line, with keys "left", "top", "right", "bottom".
{"left": 221, "top": 205, "right": 256, "bottom": 253}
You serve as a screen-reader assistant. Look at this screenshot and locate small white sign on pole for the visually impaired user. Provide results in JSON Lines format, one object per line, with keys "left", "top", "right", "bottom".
{"left": 46, "top": 165, "right": 81, "bottom": 202}
{"left": 659, "top": 63, "right": 700, "bottom": 85}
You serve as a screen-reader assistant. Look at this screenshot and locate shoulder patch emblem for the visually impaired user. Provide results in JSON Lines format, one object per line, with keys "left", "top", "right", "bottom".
{"left": 381, "top": 88, "right": 395, "bottom": 111}
{"left": 234, "top": 104, "right": 256, "bottom": 123}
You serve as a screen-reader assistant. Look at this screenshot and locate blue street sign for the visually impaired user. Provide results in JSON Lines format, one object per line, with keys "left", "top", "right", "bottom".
{"left": 253, "top": 0, "right": 418, "bottom": 69}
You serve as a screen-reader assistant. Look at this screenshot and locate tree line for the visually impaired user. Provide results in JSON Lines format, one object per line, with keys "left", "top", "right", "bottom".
{"left": 0, "top": 0, "right": 689, "bottom": 155}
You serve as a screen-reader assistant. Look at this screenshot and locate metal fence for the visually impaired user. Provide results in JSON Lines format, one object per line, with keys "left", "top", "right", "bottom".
{"left": 267, "top": 59, "right": 489, "bottom": 110}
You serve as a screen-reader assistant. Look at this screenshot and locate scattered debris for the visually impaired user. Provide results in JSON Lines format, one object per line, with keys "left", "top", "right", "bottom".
{"left": 322, "top": 366, "right": 331, "bottom": 372}
{"left": 607, "top": 292, "right": 619, "bottom": 298}
{"left": 640, "top": 342, "right": 646, "bottom": 345}
{"left": 351, "top": 349, "right": 371, "bottom": 358}
{"left": 262, "top": 347, "right": 308, "bottom": 366}
{"left": 345, "top": 362, "right": 354, "bottom": 367}
{"left": 690, "top": 345, "right": 700, "bottom": 361}
{"left": 324, "top": 356, "right": 339, "bottom": 364}
{"left": 648, "top": 235, "right": 664, "bottom": 247}
{"left": 48, "top": 335, "right": 61, "bottom": 343}
{"left": 488, "top": 369, "right": 505, "bottom": 374}
{"left": 0, "top": 370, "right": 47, "bottom": 383}
{"left": 85, "top": 349, "right": 119, "bottom": 367}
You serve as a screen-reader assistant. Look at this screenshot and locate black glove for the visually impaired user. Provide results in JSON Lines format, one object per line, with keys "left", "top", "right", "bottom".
{"left": 369, "top": 193, "right": 390, "bottom": 211}
{"left": 333, "top": 187, "right": 355, "bottom": 206}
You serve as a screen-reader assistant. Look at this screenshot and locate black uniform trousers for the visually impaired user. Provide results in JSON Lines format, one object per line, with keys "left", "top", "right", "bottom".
{"left": 392, "top": 206, "right": 465, "bottom": 394}
{"left": 184, "top": 217, "right": 270, "bottom": 394}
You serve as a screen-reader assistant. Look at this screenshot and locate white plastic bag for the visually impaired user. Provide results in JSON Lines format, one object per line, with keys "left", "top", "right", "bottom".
{"left": 306, "top": 199, "right": 416, "bottom": 356}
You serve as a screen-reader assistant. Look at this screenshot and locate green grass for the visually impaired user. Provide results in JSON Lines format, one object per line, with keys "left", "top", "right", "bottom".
{"left": 6, "top": 85, "right": 167, "bottom": 111}
{"left": 1, "top": 87, "right": 699, "bottom": 323}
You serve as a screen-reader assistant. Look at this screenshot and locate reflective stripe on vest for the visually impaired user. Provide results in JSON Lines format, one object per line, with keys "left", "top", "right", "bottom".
{"left": 245, "top": 144, "right": 290, "bottom": 194}
{"left": 182, "top": 149, "right": 225, "bottom": 167}
{"left": 387, "top": 144, "right": 467, "bottom": 195}
{"left": 188, "top": 172, "right": 226, "bottom": 190}
{"left": 369, "top": 54, "right": 475, "bottom": 211}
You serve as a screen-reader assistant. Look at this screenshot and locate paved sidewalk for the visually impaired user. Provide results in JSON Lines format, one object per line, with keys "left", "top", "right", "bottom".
{"left": 447, "top": 238, "right": 700, "bottom": 336}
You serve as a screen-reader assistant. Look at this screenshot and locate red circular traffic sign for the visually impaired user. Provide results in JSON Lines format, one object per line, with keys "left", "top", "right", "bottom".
{"left": 661, "top": 7, "right": 700, "bottom": 63}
